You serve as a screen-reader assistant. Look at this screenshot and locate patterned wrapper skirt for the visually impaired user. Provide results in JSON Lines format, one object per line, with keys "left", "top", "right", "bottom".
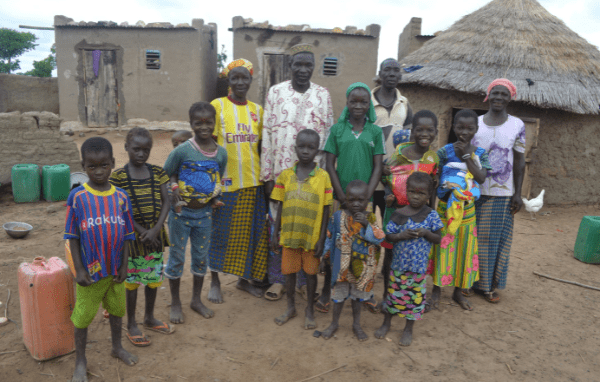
{"left": 384, "top": 270, "right": 427, "bottom": 321}
{"left": 473, "top": 196, "right": 513, "bottom": 292}
{"left": 126, "top": 252, "right": 164, "bottom": 287}
{"left": 209, "top": 186, "right": 269, "bottom": 281}
{"left": 432, "top": 200, "right": 480, "bottom": 289}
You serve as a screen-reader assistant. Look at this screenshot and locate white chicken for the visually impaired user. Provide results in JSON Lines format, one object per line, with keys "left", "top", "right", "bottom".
{"left": 522, "top": 189, "right": 545, "bottom": 220}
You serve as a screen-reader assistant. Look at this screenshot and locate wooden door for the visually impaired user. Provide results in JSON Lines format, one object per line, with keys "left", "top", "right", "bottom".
{"left": 261, "top": 54, "right": 290, "bottom": 106}
{"left": 520, "top": 117, "right": 540, "bottom": 199}
{"left": 82, "top": 50, "right": 118, "bottom": 127}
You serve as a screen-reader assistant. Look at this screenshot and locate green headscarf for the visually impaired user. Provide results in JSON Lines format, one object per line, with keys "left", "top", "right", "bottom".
{"left": 338, "top": 82, "right": 377, "bottom": 123}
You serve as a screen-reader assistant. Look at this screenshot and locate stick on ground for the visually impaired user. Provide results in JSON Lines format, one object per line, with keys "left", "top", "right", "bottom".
{"left": 453, "top": 324, "right": 499, "bottom": 352}
{"left": 296, "top": 364, "right": 347, "bottom": 382}
{"left": 533, "top": 271, "right": 600, "bottom": 292}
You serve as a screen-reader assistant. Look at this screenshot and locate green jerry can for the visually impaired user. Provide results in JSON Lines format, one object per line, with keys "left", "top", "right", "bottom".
{"left": 42, "top": 164, "right": 71, "bottom": 202}
{"left": 574, "top": 216, "right": 600, "bottom": 264}
{"left": 11, "top": 164, "right": 41, "bottom": 203}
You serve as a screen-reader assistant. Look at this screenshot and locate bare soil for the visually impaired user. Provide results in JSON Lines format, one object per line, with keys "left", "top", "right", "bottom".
{"left": 0, "top": 130, "right": 599, "bottom": 382}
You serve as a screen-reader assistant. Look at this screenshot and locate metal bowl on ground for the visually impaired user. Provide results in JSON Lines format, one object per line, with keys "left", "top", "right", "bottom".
{"left": 70, "top": 172, "right": 89, "bottom": 190}
{"left": 3, "top": 222, "right": 33, "bottom": 239}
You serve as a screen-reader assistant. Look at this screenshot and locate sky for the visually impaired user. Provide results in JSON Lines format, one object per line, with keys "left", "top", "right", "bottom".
{"left": 1, "top": 0, "right": 599, "bottom": 76}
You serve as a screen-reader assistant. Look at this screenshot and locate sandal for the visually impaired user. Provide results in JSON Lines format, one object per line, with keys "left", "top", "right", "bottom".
{"left": 126, "top": 333, "right": 151, "bottom": 347}
{"left": 264, "top": 283, "right": 285, "bottom": 301}
{"left": 483, "top": 291, "right": 500, "bottom": 303}
{"left": 363, "top": 299, "right": 380, "bottom": 314}
{"left": 144, "top": 321, "right": 175, "bottom": 334}
{"left": 462, "top": 288, "right": 475, "bottom": 297}
{"left": 315, "top": 300, "right": 330, "bottom": 313}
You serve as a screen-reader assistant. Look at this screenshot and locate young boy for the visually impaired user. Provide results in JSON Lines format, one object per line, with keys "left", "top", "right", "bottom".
{"left": 319, "top": 180, "right": 385, "bottom": 341}
{"left": 163, "top": 102, "right": 227, "bottom": 324}
{"left": 64, "top": 137, "right": 138, "bottom": 382}
{"left": 171, "top": 130, "right": 193, "bottom": 148}
{"left": 271, "top": 129, "right": 332, "bottom": 329}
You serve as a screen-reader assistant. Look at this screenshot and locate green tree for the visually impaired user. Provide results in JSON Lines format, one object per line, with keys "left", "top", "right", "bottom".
{"left": 24, "top": 45, "right": 56, "bottom": 77}
{"left": 217, "top": 44, "right": 227, "bottom": 72}
{"left": 0, "top": 28, "right": 38, "bottom": 74}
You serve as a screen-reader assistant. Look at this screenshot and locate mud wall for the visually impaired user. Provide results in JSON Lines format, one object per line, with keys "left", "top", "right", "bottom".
{"left": 0, "top": 111, "right": 80, "bottom": 185}
{"left": 0, "top": 74, "right": 59, "bottom": 114}
{"left": 397, "top": 84, "right": 600, "bottom": 205}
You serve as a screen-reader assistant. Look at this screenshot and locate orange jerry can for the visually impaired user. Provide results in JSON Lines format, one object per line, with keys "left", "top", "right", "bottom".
{"left": 18, "top": 256, "right": 76, "bottom": 360}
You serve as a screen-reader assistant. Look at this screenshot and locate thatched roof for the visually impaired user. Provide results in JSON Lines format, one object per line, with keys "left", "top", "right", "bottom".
{"left": 400, "top": 0, "right": 600, "bottom": 115}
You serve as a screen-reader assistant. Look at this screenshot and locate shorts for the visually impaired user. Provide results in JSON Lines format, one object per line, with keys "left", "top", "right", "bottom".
{"left": 331, "top": 281, "right": 373, "bottom": 303}
{"left": 281, "top": 247, "right": 320, "bottom": 275}
{"left": 165, "top": 206, "right": 212, "bottom": 279}
{"left": 125, "top": 281, "right": 162, "bottom": 290}
{"left": 71, "top": 276, "right": 126, "bottom": 329}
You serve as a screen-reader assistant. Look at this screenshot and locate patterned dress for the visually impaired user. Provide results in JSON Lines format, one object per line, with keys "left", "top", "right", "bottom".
{"left": 432, "top": 145, "right": 491, "bottom": 289}
{"left": 384, "top": 207, "right": 443, "bottom": 320}
{"left": 110, "top": 165, "right": 170, "bottom": 287}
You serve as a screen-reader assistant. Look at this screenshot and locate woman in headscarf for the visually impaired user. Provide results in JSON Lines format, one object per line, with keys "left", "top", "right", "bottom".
{"left": 207, "top": 59, "right": 269, "bottom": 303}
{"left": 467, "top": 78, "right": 526, "bottom": 303}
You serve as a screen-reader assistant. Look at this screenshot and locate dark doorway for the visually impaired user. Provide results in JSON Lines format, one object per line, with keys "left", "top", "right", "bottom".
{"left": 448, "top": 108, "right": 487, "bottom": 143}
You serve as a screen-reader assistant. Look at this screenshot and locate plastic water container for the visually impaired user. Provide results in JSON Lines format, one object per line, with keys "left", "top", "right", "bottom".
{"left": 18, "top": 257, "right": 75, "bottom": 360}
{"left": 11, "top": 164, "right": 40, "bottom": 203}
{"left": 42, "top": 164, "right": 71, "bottom": 202}
{"left": 574, "top": 216, "right": 600, "bottom": 264}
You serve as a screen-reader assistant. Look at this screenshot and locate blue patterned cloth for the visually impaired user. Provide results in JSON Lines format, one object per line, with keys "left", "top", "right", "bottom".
{"left": 386, "top": 208, "right": 443, "bottom": 273}
{"left": 392, "top": 129, "right": 411, "bottom": 148}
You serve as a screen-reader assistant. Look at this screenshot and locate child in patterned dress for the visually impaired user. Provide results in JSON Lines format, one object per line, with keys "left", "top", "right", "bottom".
{"left": 374, "top": 172, "right": 443, "bottom": 346}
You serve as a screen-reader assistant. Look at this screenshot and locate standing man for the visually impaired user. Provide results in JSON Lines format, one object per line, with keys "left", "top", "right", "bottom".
{"left": 367, "top": 58, "right": 414, "bottom": 313}
{"left": 261, "top": 43, "right": 334, "bottom": 302}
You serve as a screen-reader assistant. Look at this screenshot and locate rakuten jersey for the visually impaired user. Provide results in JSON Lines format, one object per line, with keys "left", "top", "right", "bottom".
{"left": 64, "top": 183, "right": 135, "bottom": 282}
{"left": 211, "top": 96, "right": 264, "bottom": 192}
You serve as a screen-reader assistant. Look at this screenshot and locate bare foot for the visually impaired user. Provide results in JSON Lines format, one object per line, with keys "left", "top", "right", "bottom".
{"left": 208, "top": 283, "right": 224, "bottom": 304}
{"left": 452, "top": 288, "right": 473, "bottom": 311}
{"left": 321, "top": 323, "right": 339, "bottom": 340}
{"left": 374, "top": 322, "right": 390, "bottom": 339}
{"left": 430, "top": 285, "right": 441, "bottom": 310}
{"left": 353, "top": 324, "right": 368, "bottom": 341}
{"left": 399, "top": 321, "right": 414, "bottom": 346}
{"left": 304, "top": 307, "right": 316, "bottom": 330}
{"left": 274, "top": 307, "right": 297, "bottom": 326}
{"left": 111, "top": 347, "right": 138, "bottom": 366}
{"left": 71, "top": 356, "right": 88, "bottom": 382}
{"left": 170, "top": 302, "right": 184, "bottom": 324}
{"left": 236, "top": 279, "right": 264, "bottom": 298}
{"left": 190, "top": 299, "right": 214, "bottom": 318}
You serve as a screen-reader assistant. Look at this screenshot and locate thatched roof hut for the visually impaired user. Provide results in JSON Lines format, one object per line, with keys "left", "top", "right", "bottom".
{"left": 400, "top": 0, "right": 600, "bottom": 115}
{"left": 395, "top": 0, "right": 600, "bottom": 205}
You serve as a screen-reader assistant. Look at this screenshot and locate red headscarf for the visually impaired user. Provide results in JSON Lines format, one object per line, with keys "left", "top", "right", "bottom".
{"left": 484, "top": 78, "right": 517, "bottom": 102}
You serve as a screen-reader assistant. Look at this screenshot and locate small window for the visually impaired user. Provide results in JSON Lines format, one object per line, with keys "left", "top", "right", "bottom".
{"left": 323, "top": 57, "right": 338, "bottom": 76}
{"left": 146, "top": 50, "right": 160, "bottom": 70}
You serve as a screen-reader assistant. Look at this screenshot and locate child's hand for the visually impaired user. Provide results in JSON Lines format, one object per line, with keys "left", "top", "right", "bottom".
{"left": 114, "top": 265, "right": 127, "bottom": 283}
{"left": 211, "top": 198, "right": 225, "bottom": 209}
{"left": 385, "top": 194, "right": 396, "bottom": 208}
{"left": 141, "top": 227, "right": 159, "bottom": 245}
{"left": 410, "top": 228, "right": 430, "bottom": 238}
{"left": 386, "top": 231, "right": 412, "bottom": 242}
{"left": 382, "top": 165, "right": 392, "bottom": 176}
{"left": 171, "top": 188, "right": 182, "bottom": 205}
{"left": 319, "top": 258, "right": 328, "bottom": 275}
{"left": 454, "top": 141, "right": 468, "bottom": 159}
{"left": 75, "top": 270, "right": 93, "bottom": 287}
{"left": 269, "top": 239, "right": 279, "bottom": 253}
{"left": 353, "top": 212, "right": 368, "bottom": 227}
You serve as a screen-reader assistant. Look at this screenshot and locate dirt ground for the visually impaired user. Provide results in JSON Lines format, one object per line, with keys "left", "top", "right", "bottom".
{"left": 1, "top": 130, "right": 600, "bottom": 382}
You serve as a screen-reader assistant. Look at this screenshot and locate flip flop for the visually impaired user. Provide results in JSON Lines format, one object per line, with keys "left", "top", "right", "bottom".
{"left": 315, "top": 300, "right": 330, "bottom": 313}
{"left": 264, "top": 283, "right": 285, "bottom": 301}
{"left": 126, "top": 333, "right": 151, "bottom": 347}
{"left": 483, "top": 291, "right": 500, "bottom": 303}
{"left": 144, "top": 321, "right": 175, "bottom": 334}
{"left": 462, "top": 288, "right": 475, "bottom": 297}
{"left": 363, "top": 299, "right": 380, "bottom": 314}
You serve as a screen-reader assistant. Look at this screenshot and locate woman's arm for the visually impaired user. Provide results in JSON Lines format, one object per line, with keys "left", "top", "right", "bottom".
{"left": 326, "top": 152, "right": 345, "bottom": 204}
{"left": 367, "top": 154, "right": 383, "bottom": 199}
{"left": 511, "top": 150, "right": 526, "bottom": 214}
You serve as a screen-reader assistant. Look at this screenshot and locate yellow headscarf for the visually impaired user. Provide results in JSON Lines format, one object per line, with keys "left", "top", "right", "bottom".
{"left": 220, "top": 58, "right": 254, "bottom": 78}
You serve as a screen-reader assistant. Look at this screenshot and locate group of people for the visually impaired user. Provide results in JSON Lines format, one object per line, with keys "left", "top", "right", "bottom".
{"left": 64, "top": 43, "right": 526, "bottom": 382}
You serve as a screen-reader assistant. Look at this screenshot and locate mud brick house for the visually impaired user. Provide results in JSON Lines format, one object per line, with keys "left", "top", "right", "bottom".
{"left": 54, "top": 15, "right": 218, "bottom": 126}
